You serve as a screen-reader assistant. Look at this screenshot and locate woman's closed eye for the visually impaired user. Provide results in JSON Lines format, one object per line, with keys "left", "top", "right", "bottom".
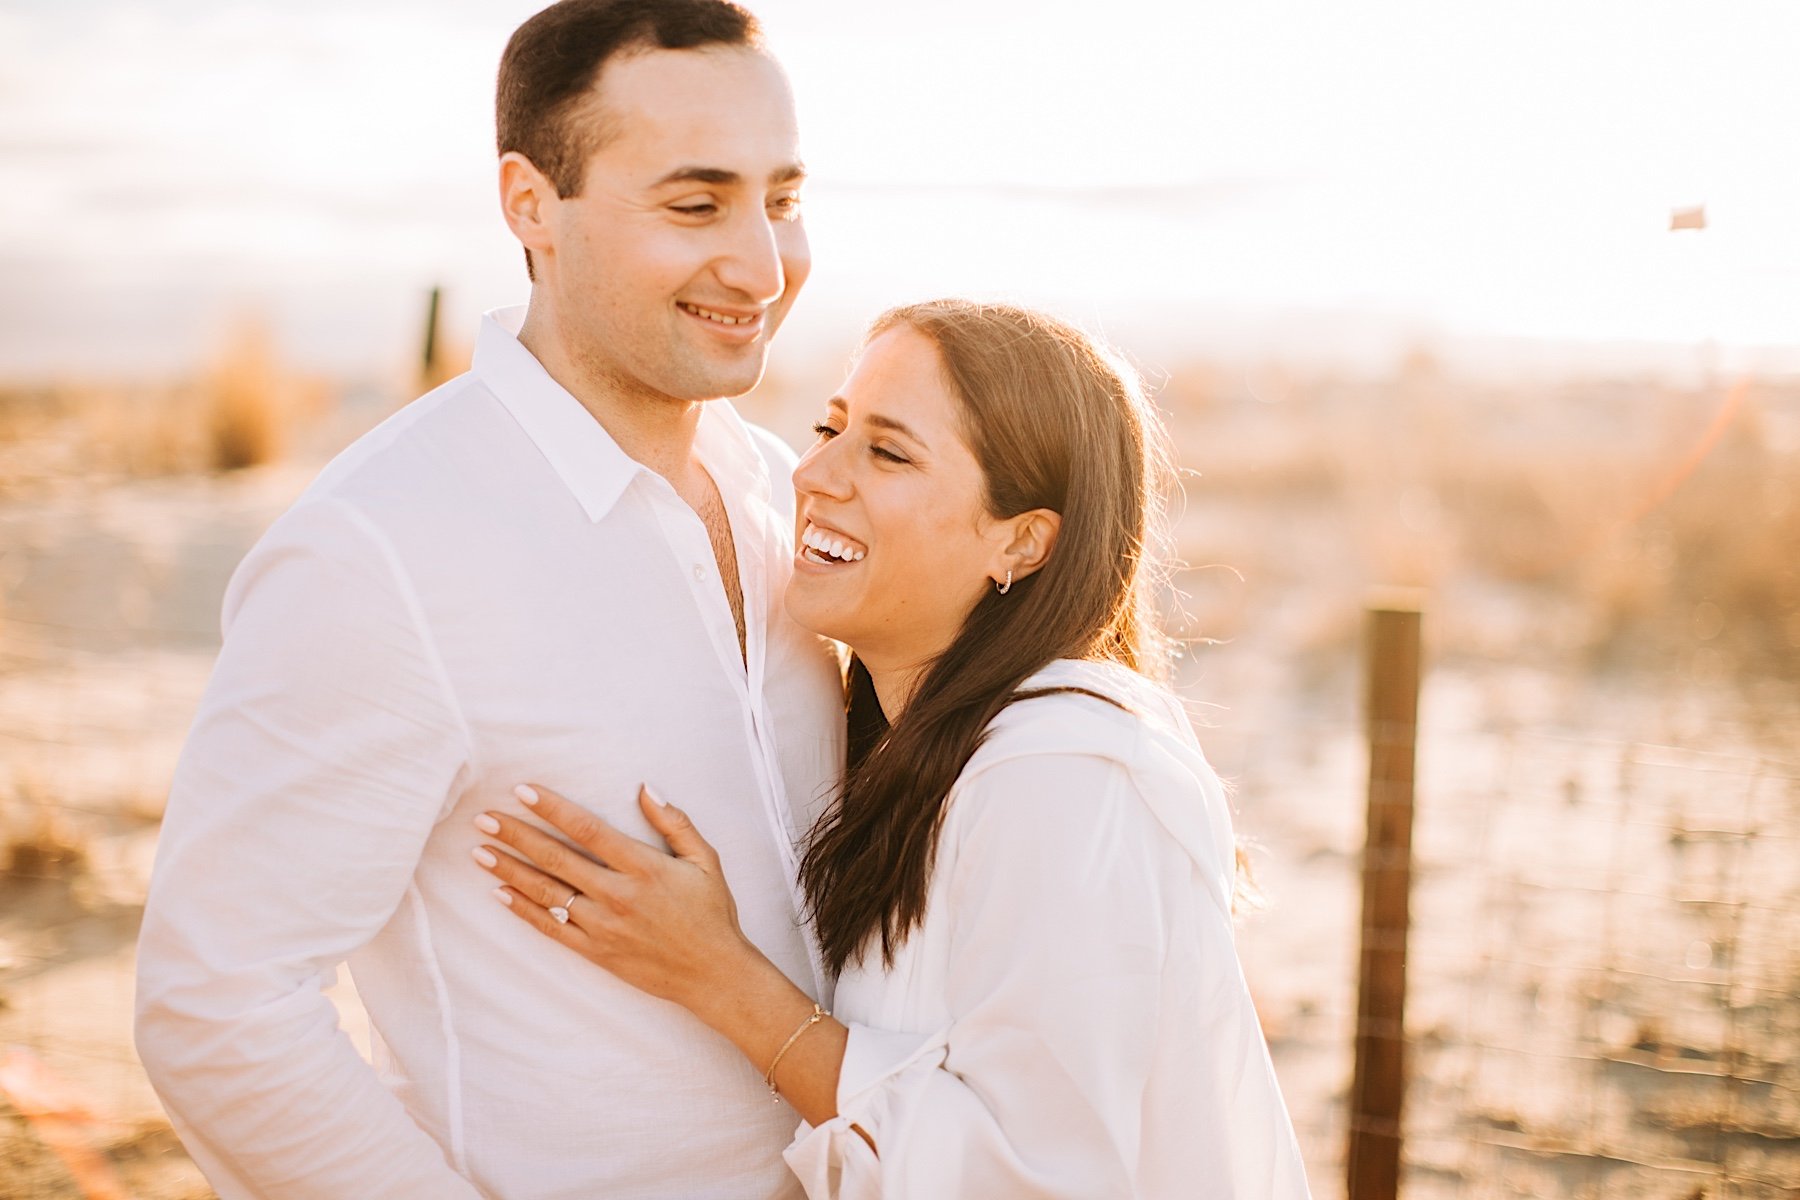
{"left": 811, "top": 420, "right": 912, "bottom": 466}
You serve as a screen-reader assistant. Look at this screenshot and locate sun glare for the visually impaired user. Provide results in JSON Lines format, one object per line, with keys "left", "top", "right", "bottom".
{"left": 0, "top": 0, "right": 1795, "bottom": 375}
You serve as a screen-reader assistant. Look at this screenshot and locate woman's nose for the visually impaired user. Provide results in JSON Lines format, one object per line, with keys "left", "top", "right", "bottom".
{"left": 793, "top": 437, "right": 852, "bottom": 501}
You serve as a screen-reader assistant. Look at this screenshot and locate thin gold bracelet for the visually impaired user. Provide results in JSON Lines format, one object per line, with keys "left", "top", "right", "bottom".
{"left": 765, "top": 1002, "right": 829, "bottom": 1101}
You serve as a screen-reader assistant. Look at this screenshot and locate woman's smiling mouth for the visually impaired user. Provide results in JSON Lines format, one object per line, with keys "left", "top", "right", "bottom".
{"left": 799, "top": 521, "right": 866, "bottom": 565}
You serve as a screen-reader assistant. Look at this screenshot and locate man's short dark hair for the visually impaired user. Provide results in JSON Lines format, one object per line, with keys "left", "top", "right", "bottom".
{"left": 497, "top": 0, "right": 764, "bottom": 199}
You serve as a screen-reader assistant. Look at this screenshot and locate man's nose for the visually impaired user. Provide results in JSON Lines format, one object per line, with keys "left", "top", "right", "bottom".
{"left": 714, "top": 207, "right": 787, "bottom": 304}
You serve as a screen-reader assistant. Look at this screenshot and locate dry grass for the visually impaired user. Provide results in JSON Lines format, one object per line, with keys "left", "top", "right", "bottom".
{"left": 1165, "top": 359, "right": 1800, "bottom": 680}
{"left": 0, "top": 317, "right": 334, "bottom": 492}
{"left": 2, "top": 818, "right": 88, "bottom": 882}
{"left": 1, "top": 763, "right": 89, "bottom": 884}
{"left": 203, "top": 319, "right": 289, "bottom": 471}
{"left": 0, "top": 1107, "right": 214, "bottom": 1200}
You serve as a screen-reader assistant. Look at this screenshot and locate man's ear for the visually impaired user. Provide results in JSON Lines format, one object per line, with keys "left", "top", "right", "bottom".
{"left": 499, "top": 152, "right": 557, "bottom": 272}
{"left": 999, "top": 508, "right": 1061, "bottom": 584}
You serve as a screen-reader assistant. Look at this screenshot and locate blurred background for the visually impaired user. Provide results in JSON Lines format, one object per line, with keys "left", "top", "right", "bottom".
{"left": 1, "top": 1, "right": 1796, "bottom": 1197}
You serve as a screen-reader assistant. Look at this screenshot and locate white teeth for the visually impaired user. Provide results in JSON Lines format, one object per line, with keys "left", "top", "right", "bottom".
{"left": 801, "top": 523, "right": 866, "bottom": 563}
{"left": 683, "top": 303, "right": 756, "bottom": 326}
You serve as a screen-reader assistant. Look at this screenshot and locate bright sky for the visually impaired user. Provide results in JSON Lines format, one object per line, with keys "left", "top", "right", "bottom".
{"left": 2, "top": 0, "right": 1796, "bottom": 377}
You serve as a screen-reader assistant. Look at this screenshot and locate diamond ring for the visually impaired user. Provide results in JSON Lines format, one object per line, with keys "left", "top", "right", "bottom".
{"left": 549, "top": 890, "right": 579, "bottom": 925}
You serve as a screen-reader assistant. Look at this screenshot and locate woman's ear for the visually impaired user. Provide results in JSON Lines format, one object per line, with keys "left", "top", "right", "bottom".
{"left": 1000, "top": 509, "right": 1061, "bottom": 584}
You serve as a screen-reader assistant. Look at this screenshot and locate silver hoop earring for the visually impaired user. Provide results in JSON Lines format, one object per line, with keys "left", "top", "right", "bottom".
{"left": 997, "top": 569, "right": 1013, "bottom": 595}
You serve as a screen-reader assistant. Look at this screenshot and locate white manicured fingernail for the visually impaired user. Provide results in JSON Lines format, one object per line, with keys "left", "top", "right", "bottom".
{"left": 471, "top": 846, "right": 497, "bottom": 868}
{"left": 492, "top": 887, "right": 512, "bottom": 906}
{"left": 515, "top": 785, "right": 539, "bottom": 806}
{"left": 474, "top": 813, "right": 501, "bottom": 835}
{"left": 644, "top": 785, "right": 668, "bottom": 809}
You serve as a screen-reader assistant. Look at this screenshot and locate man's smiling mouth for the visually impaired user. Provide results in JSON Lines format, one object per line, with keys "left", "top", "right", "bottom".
{"left": 678, "top": 301, "right": 760, "bottom": 327}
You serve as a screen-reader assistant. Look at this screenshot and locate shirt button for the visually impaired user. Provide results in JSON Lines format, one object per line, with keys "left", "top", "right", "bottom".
{"left": 692, "top": 564, "right": 706, "bottom": 581}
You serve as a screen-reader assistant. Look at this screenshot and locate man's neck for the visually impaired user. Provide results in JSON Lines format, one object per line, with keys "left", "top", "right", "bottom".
{"left": 516, "top": 300, "right": 707, "bottom": 484}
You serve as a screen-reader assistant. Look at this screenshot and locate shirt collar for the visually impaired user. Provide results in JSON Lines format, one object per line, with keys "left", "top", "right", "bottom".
{"left": 694, "top": 393, "right": 775, "bottom": 511}
{"left": 471, "top": 306, "right": 773, "bottom": 523}
{"left": 473, "top": 306, "right": 641, "bottom": 522}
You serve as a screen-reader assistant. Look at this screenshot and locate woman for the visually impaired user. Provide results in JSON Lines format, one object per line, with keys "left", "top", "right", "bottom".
{"left": 471, "top": 300, "right": 1310, "bottom": 1197}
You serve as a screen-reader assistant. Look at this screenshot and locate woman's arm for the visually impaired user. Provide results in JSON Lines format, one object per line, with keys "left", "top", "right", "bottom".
{"left": 779, "top": 752, "right": 1175, "bottom": 1198}
{"left": 473, "top": 757, "right": 1299, "bottom": 1200}
{"left": 472, "top": 784, "right": 853, "bottom": 1131}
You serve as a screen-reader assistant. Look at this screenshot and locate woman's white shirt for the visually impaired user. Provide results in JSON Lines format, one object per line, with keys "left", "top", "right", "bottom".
{"left": 783, "top": 659, "right": 1311, "bottom": 1199}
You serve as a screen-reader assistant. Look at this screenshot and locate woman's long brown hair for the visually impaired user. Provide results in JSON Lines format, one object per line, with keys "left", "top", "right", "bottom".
{"left": 798, "top": 300, "right": 1176, "bottom": 975}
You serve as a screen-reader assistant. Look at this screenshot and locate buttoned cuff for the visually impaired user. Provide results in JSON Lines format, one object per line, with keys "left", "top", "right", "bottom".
{"left": 782, "top": 1022, "right": 948, "bottom": 1199}
{"left": 837, "top": 1022, "right": 942, "bottom": 1107}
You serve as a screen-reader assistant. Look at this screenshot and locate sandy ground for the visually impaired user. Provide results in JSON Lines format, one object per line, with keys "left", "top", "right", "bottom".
{"left": 2, "top": 413, "right": 1796, "bottom": 1198}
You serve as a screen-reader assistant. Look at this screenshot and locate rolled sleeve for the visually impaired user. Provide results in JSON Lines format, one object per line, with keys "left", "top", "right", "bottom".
{"left": 134, "top": 497, "right": 484, "bottom": 1199}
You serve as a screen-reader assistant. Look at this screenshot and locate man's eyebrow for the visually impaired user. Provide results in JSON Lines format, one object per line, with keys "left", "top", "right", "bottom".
{"left": 650, "top": 162, "right": 807, "bottom": 189}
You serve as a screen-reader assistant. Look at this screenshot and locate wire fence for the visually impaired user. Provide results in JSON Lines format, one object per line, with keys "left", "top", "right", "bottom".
{"left": 1400, "top": 729, "right": 1800, "bottom": 1199}
{"left": 3, "top": 470, "right": 1798, "bottom": 1199}
{"left": 1209, "top": 646, "right": 1800, "bottom": 1200}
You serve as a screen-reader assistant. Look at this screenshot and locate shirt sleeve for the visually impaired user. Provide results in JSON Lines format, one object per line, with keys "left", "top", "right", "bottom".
{"left": 134, "top": 497, "right": 486, "bottom": 1199}
{"left": 783, "top": 750, "right": 1186, "bottom": 1198}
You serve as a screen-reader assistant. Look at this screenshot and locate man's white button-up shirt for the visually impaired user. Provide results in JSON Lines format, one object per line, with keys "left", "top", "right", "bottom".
{"left": 136, "top": 307, "right": 847, "bottom": 1199}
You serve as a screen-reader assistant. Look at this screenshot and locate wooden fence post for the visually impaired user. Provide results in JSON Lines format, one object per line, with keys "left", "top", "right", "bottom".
{"left": 421, "top": 285, "right": 443, "bottom": 384}
{"left": 1347, "top": 598, "right": 1422, "bottom": 1200}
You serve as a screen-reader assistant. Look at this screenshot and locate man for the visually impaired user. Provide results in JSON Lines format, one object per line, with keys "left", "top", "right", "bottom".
{"left": 134, "top": 2, "right": 845, "bottom": 1196}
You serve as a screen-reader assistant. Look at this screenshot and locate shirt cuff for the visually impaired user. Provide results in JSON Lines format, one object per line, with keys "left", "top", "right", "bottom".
{"left": 783, "top": 1022, "right": 948, "bottom": 1198}
{"left": 837, "top": 1022, "right": 944, "bottom": 1109}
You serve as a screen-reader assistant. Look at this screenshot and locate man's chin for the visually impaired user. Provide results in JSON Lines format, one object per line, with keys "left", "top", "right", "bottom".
{"left": 679, "top": 350, "right": 771, "bottom": 402}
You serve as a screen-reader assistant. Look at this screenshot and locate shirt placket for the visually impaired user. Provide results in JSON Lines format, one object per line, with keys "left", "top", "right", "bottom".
{"left": 648, "top": 476, "right": 827, "bottom": 1000}
{"left": 723, "top": 490, "right": 830, "bottom": 1001}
